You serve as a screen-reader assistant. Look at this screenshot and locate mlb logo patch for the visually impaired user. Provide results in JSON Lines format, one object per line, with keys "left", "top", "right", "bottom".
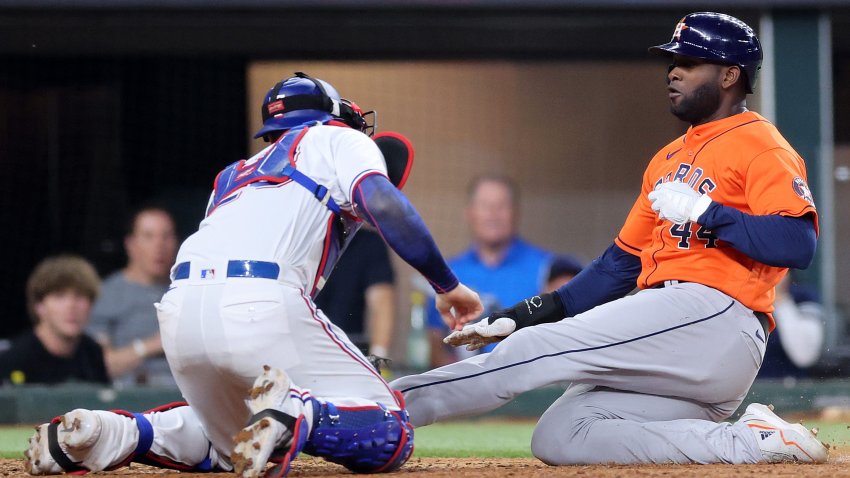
{"left": 201, "top": 269, "right": 216, "bottom": 279}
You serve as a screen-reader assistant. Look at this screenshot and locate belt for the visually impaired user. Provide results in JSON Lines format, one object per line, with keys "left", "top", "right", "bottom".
{"left": 172, "top": 260, "right": 281, "bottom": 280}
{"left": 754, "top": 311, "right": 770, "bottom": 339}
{"left": 652, "top": 280, "right": 689, "bottom": 289}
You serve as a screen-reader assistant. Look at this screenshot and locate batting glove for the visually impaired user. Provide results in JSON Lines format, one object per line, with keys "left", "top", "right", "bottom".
{"left": 443, "top": 292, "right": 565, "bottom": 351}
{"left": 444, "top": 316, "right": 517, "bottom": 351}
{"left": 647, "top": 181, "right": 713, "bottom": 225}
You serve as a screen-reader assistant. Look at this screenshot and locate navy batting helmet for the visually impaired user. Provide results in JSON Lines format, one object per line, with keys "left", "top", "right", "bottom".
{"left": 649, "top": 12, "right": 762, "bottom": 93}
{"left": 254, "top": 72, "right": 374, "bottom": 139}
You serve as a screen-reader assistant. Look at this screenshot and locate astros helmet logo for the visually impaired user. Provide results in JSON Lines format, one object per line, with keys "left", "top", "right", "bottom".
{"left": 672, "top": 19, "right": 688, "bottom": 41}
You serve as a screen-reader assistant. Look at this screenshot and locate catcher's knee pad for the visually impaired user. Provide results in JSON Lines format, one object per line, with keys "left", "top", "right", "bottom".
{"left": 303, "top": 402, "right": 414, "bottom": 473}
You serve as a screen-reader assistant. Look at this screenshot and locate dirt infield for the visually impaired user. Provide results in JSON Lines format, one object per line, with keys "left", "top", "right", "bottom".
{"left": 4, "top": 452, "right": 850, "bottom": 478}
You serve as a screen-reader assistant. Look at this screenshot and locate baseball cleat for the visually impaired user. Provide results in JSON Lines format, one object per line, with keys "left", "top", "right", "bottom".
{"left": 232, "top": 366, "right": 311, "bottom": 478}
{"left": 738, "top": 403, "right": 828, "bottom": 463}
{"left": 24, "top": 409, "right": 142, "bottom": 475}
{"left": 25, "top": 409, "right": 104, "bottom": 475}
{"left": 24, "top": 424, "right": 63, "bottom": 475}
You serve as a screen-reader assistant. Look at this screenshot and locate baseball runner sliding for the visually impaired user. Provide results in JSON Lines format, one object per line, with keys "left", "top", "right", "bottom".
{"left": 392, "top": 12, "right": 828, "bottom": 465}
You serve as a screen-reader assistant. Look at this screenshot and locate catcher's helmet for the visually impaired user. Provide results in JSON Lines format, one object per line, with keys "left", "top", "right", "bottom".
{"left": 254, "top": 72, "right": 374, "bottom": 139}
{"left": 649, "top": 12, "right": 762, "bottom": 93}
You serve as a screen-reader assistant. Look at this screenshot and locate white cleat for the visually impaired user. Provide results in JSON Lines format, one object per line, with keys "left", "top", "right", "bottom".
{"left": 232, "top": 366, "right": 309, "bottom": 478}
{"left": 24, "top": 408, "right": 141, "bottom": 475}
{"left": 60, "top": 409, "right": 103, "bottom": 451}
{"left": 24, "top": 424, "right": 62, "bottom": 475}
{"left": 24, "top": 409, "right": 104, "bottom": 475}
{"left": 738, "top": 403, "right": 828, "bottom": 463}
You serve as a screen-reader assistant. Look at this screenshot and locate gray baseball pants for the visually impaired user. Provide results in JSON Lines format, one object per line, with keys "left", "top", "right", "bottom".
{"left": 391, "top": 282, "right": 767, "bottom": 464}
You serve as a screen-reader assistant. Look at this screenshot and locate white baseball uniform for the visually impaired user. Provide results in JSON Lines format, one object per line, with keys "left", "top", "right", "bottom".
{"left": 151, "top": 124, "right": 402, "bottom": 460}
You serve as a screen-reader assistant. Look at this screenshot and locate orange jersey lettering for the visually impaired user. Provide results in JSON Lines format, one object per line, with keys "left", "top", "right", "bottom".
{"left": 615, "top": 111, "right": 818, "bottom": 317}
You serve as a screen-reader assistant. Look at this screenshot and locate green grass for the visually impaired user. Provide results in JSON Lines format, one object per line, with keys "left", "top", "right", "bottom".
{"left": 0, "top": 419, "right": 846, "bottom": 461}
{"left": 802, "top": 421, "right": 850, "bottom": 449}
{"left": 0, "top": 426, "right": 31, "bottom": 459}
{"left": 412, "top": 421, "right": 535, "bottom": 457}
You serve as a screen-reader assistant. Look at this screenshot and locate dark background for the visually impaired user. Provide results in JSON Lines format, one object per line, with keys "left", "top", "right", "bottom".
{"left": 1, "top": 2, "right": 849, "bottom": 338}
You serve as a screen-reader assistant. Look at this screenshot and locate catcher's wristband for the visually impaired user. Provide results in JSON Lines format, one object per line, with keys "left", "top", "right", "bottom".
{"left": 498, "top": 292, "right": 565, "bottom": 331}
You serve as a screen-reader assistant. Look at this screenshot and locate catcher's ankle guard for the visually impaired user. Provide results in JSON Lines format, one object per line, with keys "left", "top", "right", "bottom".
{"left": 303, "top": 402, "right": 414, "bottom": 473}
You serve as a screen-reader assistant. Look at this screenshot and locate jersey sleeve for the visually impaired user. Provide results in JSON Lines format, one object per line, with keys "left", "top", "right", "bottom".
{"left": 331, "top": 130, "right": 389, "bottom": 209}
{"left": 745, "top": 148, "right": 819, "bottom": 233}
{"left": 614, "top": 168, "right": 658, "bottom": 256}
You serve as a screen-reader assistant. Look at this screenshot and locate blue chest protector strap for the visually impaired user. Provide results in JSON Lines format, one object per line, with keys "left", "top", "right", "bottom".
{"left": 280, "top": 163, "right": 341, "bottom": 215}
{"left": 209, "top": 123, "right": 341, "bottom": 216}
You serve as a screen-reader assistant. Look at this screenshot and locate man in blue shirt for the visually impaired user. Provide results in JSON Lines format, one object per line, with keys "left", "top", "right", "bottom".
{"left": 427, "top": 174, "right": 551, "bottom": 365}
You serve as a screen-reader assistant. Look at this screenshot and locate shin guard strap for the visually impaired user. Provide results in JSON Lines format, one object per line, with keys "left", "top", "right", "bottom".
{"left": 47, "top": 421, "right": 87, "bottom": 473}
{"left": 132, "top": 413, "right": 154, "bottom": 457}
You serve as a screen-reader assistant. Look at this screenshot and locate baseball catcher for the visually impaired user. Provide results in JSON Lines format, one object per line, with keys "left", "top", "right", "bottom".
{"left": 25, "top": 72, "right": 483, "bottom": 477}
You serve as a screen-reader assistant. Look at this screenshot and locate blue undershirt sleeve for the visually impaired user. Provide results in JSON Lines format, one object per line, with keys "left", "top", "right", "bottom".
{"left": 352, "top": 174, "right": 459, "bottom": 294}
{"left": 554, "top": 243, "right": 642, "bottom": 317}
{"left": 697, "top": 202, "right": 817, "bottom": 269}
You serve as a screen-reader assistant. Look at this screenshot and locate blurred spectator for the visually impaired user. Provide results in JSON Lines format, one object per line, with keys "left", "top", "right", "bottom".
{"left": 315, "top": 228, "right": 396, "bottom": 358}
{"left": 0, "top": 255, "right": 108, "bottom": 385}
{"left": 758, "top": 274, "right": 825, "bottom": 379}
{"left": 543, "top": 254, "right": 584, "bottom": 293}
{"left": 89, "top": 206, "right": 177, "bottom": 386}
{"left": 427, "top": 174, "right": 552, "bottom": 366}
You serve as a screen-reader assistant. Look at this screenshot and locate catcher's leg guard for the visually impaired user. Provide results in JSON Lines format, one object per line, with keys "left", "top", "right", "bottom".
{"left": 25, "top": 403, "right": 222, "bottom": 475}
{"left": 303, "top": 401, "right": 415, "bottom": 473}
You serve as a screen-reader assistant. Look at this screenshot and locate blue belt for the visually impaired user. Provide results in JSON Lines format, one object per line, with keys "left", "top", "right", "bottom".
{"left": 172, "top": 260, "right": 281, "bottom": 280}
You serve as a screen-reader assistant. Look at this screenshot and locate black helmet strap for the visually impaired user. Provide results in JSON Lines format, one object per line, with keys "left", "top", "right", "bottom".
{"left": 262, "top": 72, "right": 374, "bottom": 134}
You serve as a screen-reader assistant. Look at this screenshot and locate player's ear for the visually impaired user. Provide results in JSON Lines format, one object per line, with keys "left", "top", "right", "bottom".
{"left": 721, "top": 65, "right": 743, "bottom": 90}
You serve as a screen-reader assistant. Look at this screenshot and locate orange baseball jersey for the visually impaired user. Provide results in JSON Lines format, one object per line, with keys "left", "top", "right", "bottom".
{"left": 614, "top": 111, "right": 818, "bottom": 316}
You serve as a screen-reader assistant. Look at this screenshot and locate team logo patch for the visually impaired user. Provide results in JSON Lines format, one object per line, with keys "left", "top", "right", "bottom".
{"left": 267, "top": 99, "right": 285, "bottom": 114}
{"left": 792, "top": 177, "right": 814, "bottom": 204}
{"left": 672, "top": 19, "right": 688, "bottom": 41}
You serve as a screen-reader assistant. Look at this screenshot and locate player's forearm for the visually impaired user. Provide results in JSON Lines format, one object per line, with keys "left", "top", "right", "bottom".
{"left": 555, "top": 243, "right": 642, "bottom": 317}
{"left": 697, "top": 203, "right": 816, "bottom": 269}
{"left": 353, "top": 175, "right": 458, "bottom": 293}
{"left": 102, "top": 335, "right": 161, "bottom": 379}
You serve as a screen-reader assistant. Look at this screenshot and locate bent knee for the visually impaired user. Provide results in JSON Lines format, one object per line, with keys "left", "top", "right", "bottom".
{"left": 531, "top": 421, "right": 589, "bottom": 465}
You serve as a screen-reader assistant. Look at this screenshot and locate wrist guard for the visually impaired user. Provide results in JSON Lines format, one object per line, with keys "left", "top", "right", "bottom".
{"left": 491, "top": 292, "right": 565, "bottom": 331}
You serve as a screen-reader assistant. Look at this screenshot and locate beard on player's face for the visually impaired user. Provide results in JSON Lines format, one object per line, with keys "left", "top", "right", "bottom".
{"left": 670, "top": 81, "right": 722, "bottom": 125}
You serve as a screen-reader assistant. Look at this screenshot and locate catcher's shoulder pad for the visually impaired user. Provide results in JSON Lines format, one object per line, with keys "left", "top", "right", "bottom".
{"left": 373, "top": 132, "right": 414, "bottom": 190}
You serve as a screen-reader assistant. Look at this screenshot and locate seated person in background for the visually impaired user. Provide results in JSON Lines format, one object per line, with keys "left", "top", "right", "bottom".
{"left": 758, "top": 274, "right": 825, "bottom": 378}
{"left": 0, "top": 255, "right": 108, "bottom": 385}
{"left": 427, "top": 174, "right": 552, "bottom": 366}
{"left": 543, "top": 255, "right": 584, "bottom": 293}
{"left": 315, "top": 227, "right": 396, "bottom": 359}
{"left": 88, "top": 206, "right": 178, "bottom": 386}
